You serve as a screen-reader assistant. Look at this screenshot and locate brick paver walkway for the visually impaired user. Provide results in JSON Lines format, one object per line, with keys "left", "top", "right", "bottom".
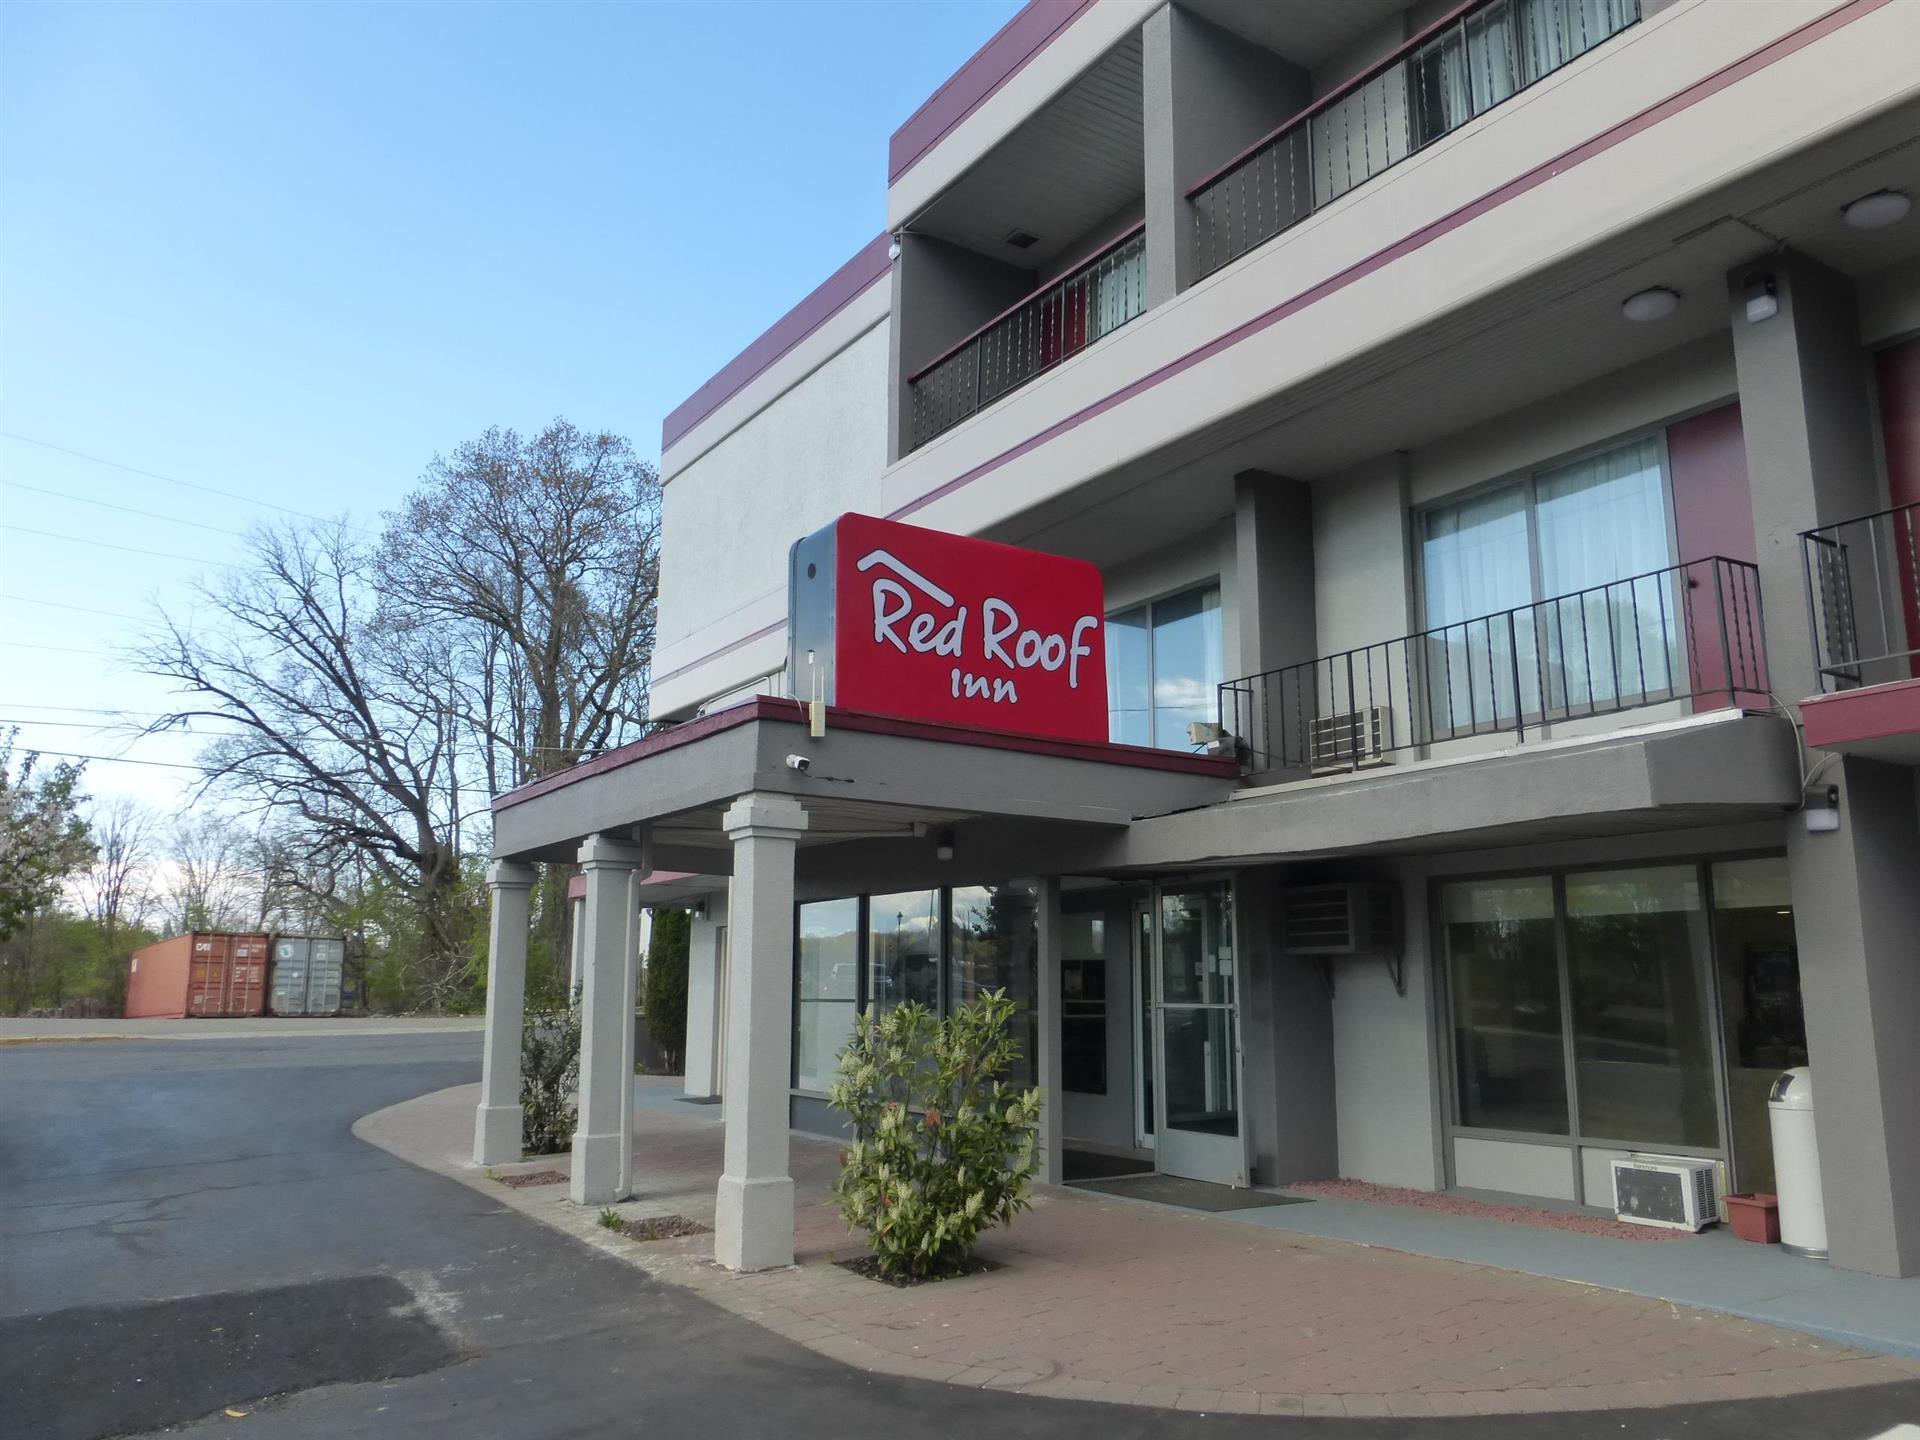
{"left": 360, "top": 1081, "right": 1920, "bottom": 1417}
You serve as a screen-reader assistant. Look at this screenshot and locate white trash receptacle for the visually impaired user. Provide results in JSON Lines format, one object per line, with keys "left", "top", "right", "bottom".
{"left": 1768, "top": 1067, "right": 1828, "bottom": 1260}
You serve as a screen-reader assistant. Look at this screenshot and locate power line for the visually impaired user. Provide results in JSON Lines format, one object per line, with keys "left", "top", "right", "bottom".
{"left": 0, "top": 639, "right": 121, "bottom": 657}
{"left": 0, "top": 716, "right": 239, "bottom": 733}
{"left": 0, "top": 431, "right": 376, "bottom": 533}
{"left": 0, "top": 593, "right": 148, "bottom": 624}
{"left": 0, "top": 702, "right": 160, "bottom": 716}
{"left": 17, "top": 748, "right": 204, "bottom": 771}
{"left": 0, "top": 523, "right": 231, "bottom": 568}
{"left": 0, "top": 478, "right": 251, "bottom": 538}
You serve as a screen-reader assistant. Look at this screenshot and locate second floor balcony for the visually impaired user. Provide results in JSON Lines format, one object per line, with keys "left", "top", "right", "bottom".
{"left": 1219, "top": 556, "right": 1768, "bottom": 776}
{"left": 906, "top": 226, "right": 1147, "bottom": 452}
{"left": 1801, "top": 500, "right": 1920, "bottom": 694}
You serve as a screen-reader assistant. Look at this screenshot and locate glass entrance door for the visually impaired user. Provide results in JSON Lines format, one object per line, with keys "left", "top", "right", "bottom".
{"left": 1149, "top": 883, "right": 1246, "bottom": 1186}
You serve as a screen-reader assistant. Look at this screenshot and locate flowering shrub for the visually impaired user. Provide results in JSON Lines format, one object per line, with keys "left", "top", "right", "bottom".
{"left": 827, "top": 990, "right": 1043, "bottom": 1280}
{"left": 521, "top": 1000, "right": 581, "bottom": 1154}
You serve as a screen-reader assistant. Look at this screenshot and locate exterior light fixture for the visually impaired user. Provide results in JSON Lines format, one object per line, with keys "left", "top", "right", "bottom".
{"left": 887, "top": 234, "right": 903, "bottom": 261}
{"left": 1842, "top": 189, "right": 1910, "bottom": 230}
{"left": 1620, "top": 286, "right": 1679, "bottom": 322}
{"left": 1804, "top": 784, "right": 1841, "bottom": 834}
{"left": 1743, "top": 273, "right": 1779, "bottom": 323}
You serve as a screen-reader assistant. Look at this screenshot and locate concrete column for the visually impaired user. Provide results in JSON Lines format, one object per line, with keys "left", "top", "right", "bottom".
{"left": 714, "top": 793, "right": 808, "bottom": 1271}
{"left": 571, "top": 834, "right": 643, "bottom": 1206}
{"left": 1233, "top": 470, "right": 1317, "bottom": 679}
{"left": 1144, "top": 5, "right": 1309, "bottom": 303}
{"left": 1787, "top": 757, "right": 1920, "bottom": 1277}
{"left": 567, "top": 895, "right": 586, "bottom": 998}
{"left": 1033, "top": 875, "right": 1065, "bottom": 1187}
{"left": 1727, "top": 250, "right": 1884, "bottom": 704}
{"left": 683, "top": 890, "right": 728, "bottom": 1099}
{"left": 619, "top": 867, "right": 646, "bottom": 1198}
{"left": 473, "top": 860, "right": 536, "bottom": 1166}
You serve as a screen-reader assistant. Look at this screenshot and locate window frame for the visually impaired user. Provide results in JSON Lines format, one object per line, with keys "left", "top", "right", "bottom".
{"left": 1432, "top": 847, "right": 1790, "bottom": 1203}
{"left": 1106, "top": 576, "right": 1225, "bottom": 751}
{"left": 1413, "top": 429, "right": 1681, "bottom": 632}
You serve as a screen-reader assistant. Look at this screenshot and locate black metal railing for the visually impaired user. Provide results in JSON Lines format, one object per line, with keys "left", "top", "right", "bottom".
{"left": 1218, "top": 557, "right": 1766, "bottom": 774}
{"left": 1189, "top": 0, "right": 1639, "bottom": 281}
{"left": 906, "top": 227, "right": 1147, "bottom": 452}
{"left": 1801, "top": 501, "right": 1920, "bottom": 692}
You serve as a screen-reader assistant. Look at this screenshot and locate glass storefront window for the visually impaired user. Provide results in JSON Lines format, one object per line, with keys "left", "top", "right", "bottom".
{"left": 1712, "top": 858, "right": 1806, "bottom": 1193}
{"left": 948, "top": 884, "right": 1038, "bottom": 1087}
{"left": 869, "top": 890, "right": 941, "bottom": 1017}
{"left": 1061, "top": 901, "right": 1108, "bottom": 1095}
{"left": 1565, "top": 866, "right": 1718, "bottom": 1149}
{"left": 1443, "top": 877, "right": 1567, "bottom": 1135}
{"left": 795, "top": 897, "right": 860, "bottom": 1093}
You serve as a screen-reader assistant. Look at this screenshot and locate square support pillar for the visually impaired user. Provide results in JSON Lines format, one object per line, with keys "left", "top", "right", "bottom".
{"left": 571, "top": 834, "right": 643, "bottom": 1207}
{"left": 620, "top": 865, "right": 646, "bottom": 1199}
{"left": 1033, "top": 875, "right": 1065, "bottom": 1187}
{"left": 568, "top": 894, "right": 586, "bottom": 999}
{"left": 1727, "top": 250, "right": 1884, "bottom": 701}
{"left": 473, "top": 860, "right": 537, "bottom": 1166}
{"left": 714, "top": 793, "right": 808, "bottom": 1272}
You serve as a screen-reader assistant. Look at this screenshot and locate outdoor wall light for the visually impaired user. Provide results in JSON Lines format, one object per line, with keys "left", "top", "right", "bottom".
{"left": 1803, "top": 784, "right": 1841, "bottom": 834}
{"left": 1743, "top": 273, "right": 1779, "bottom": 323}
{"left": 1620, "top": 286, "right": 1679, "bottom": 322}
{"left": 1842, "top": 189, "right": 1911, "bottom": 230}
{"left": 887, "top": 233, "right": 903, "bottom": 261}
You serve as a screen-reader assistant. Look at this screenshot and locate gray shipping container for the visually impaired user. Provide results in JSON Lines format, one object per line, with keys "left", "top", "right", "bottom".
{"left": 269, "top": 937, "right": 312, "bottom": 1016}
{"left": 269, "top": 936, "right": 346, "bottom": 1015}
{"left": 304, "top": 938, "right": 345, "bottom": 1016}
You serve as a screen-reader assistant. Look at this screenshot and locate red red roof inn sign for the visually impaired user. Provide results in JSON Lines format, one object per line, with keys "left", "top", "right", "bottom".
{"left": 787, "top": 513, "right": 1108, "bottom": 743}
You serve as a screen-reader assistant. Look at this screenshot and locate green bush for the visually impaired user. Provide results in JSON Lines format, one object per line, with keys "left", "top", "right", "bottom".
{"left": 644, "top": 907, "right": 690, "bottom": 1073}
{"left": 827, "top": 991, "right": 1043, "bottom": 1281}
{"left": 521, "top": 999, "right": 581, "bottom": 1154}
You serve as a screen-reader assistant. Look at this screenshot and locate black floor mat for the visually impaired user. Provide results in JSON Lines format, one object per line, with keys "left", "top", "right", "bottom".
{"left": 1072, "top": 1171, "right": 1313, "bottom": 1212}
{"left": 1063, "top": 1149, "right": 1154, "bottom": 1182}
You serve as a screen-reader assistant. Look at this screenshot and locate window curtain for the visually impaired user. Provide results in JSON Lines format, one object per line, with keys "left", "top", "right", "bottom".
{"left": 1534, "top": 437, "right": 1675, "bottom": 708}
{"left": 1515, "top": 0, "right": 1635, "bottom": 84}
{"left": 1422, "top": 482, "right": 1535, "bottom": 732}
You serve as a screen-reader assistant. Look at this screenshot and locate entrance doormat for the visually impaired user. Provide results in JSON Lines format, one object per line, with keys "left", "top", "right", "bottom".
{"left": 1072, "top": 1172, "right": 1313, "bottom": 1212}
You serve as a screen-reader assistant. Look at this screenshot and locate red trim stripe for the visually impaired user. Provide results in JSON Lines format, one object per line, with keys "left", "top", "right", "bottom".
{"left": 492, "top": 696, "right": 1236, "bottom": 812}
{"left": 892, "top": 0, "right": 1892, "bottom": 522}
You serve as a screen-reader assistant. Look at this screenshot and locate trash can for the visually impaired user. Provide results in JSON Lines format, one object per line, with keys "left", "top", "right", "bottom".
{"left": 1768, "top": 1067, "right": 1828, "bottom": 1260}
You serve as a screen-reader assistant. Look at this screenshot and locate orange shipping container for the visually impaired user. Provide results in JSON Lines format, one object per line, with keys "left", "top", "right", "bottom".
{"left": 126, "top": 932, "right": 272, "bottom": 1018}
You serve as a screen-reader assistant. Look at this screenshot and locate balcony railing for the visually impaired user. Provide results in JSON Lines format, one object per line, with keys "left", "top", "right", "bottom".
{"left": 1218, "top": 557, "right": 1766, "bottom": 774}
{"left": 1801, "top": 501, "right": 1920, "bottom": 692}
{"left": 1189, "top": 0, "right": 1639, "bottom": 282}
{"left": 906, "top": 226, "right": 1146, "bottom": 452}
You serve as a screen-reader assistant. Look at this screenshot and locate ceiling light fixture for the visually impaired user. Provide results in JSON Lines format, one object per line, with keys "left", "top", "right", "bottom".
{"left": 1621, "top": 286, "right": 1679, "bottom": 322}
{"left": 1842, "top": 189, "right": 1911, "bottom": 230}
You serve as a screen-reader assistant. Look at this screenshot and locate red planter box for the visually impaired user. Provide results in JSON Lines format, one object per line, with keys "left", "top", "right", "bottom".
{"left": 1726, "top": 1193, "right": 1780, "bottom": 1244}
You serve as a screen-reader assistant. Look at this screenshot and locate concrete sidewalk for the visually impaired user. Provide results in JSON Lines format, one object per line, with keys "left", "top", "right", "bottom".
{"left": 356, "top": 1077, "right": 1920, "bottom": 1419}
{"left": 0, "top": 1016, "right": 484, "bottom": 1042}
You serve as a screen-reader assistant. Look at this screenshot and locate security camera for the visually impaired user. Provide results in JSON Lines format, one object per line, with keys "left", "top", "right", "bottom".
{"left": 785, "top": 753, "right": 811, "bottom": 774}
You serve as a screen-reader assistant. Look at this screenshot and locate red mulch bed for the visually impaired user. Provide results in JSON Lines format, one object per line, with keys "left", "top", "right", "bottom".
{"left": 1286, "top": 1179, "right": 1697, "bottom": 1242}
{"left": 494, "top": 1169, "right": 569, "bottom": 1189}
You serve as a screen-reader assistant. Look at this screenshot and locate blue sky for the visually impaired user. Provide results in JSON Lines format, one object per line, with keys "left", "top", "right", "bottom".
{"left": 0, "top": 0, "right": 1019, "bottom": 812}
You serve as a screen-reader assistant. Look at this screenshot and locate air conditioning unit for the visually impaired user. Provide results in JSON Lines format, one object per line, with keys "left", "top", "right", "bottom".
{"left": 1309, "top": 707, "right": 1392, "bottom": 774}
{"left": 1279, "top": 883, "right": 1402, "bottom": 957}
{"left": 1611, "top": 1156, "right": 1720, "bottom": 1232}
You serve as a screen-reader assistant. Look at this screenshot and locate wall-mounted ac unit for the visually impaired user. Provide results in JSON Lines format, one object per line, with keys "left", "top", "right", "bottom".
{"left": 1279, "top": 883, "right": 1402, "bottom": 957}
{"left": 1309, "top": 707, "right": 1392, "bottom": 774}
{"left": 1611, "top": 1156, "right": 1719, "bottom": 1231}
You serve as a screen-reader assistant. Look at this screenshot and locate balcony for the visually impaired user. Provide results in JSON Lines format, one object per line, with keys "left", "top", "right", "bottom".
{"left": 906, "top": 226, "right": 1147, "bottom": 453}
{"left": 1801, "top": 501, "right": 1920, "bottom": 692}
{"left": 1219, "top": 557, "right": 1767, "bottom": 775}
{"left": 1188, "top": 0, "right": 1639, "bottom": 282}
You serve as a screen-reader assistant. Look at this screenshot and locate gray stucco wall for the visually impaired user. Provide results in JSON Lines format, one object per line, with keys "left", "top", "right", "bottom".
{"left": 1237, "top": 868, "right": 1338, "bottom": 1186}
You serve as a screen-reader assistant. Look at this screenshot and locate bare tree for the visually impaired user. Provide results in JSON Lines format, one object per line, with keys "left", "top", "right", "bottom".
{"left": 139, "top": 523, "right": 475, "bottom": 1006}
{"left": 75, "top": 798, "right": 155, "bottom": 1009}
{"left": 378, "top": 419, "right": 662, "bottom": 787}
{"left": 162, "top": 814, "right": 254, "bottom": 934}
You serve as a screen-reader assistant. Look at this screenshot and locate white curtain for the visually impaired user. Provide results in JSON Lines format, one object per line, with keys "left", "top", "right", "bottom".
{"left": 1423, "top": 483, "right": 1535, "bottom": 732}
{"left": 1515, "top": 0, "right": 1635, "bottom": 84}
{"left": 1534, "top": 438, "right": 1675, "bottom": 708}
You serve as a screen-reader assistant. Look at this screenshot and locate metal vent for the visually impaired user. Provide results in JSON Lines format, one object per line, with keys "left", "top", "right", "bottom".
{"left": 1308, "top": 707, "right": 1391, "bottom": 774}
{"left": 1003, "top": 228, "right": 1040, "bottom": 250}
{"left": 1279, "top": 883, "right": 1402, "bottom": 957}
